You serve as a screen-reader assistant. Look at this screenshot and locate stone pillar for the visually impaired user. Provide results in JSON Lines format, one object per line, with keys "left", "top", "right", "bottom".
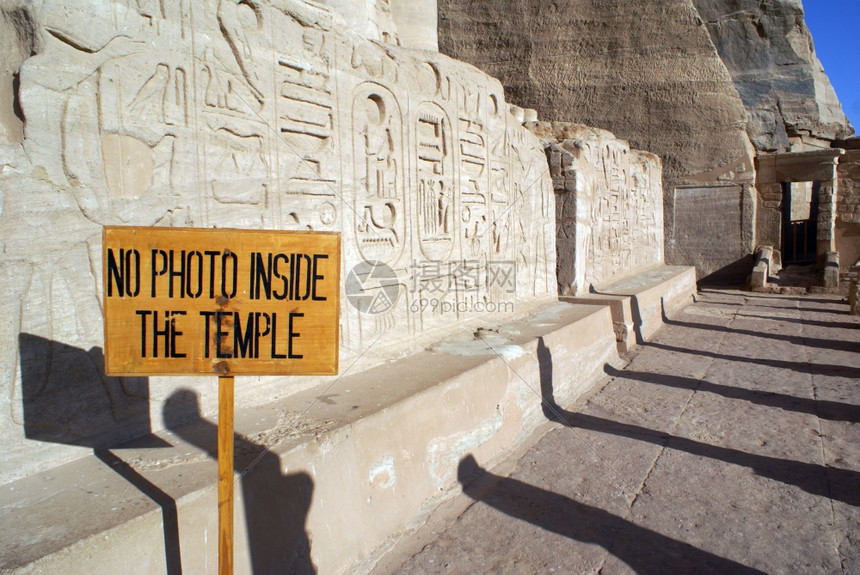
{"left": 391, "top": 0, "right": 438, "bottom": 51}
{"left": 816, "top": 158, "right": 839, "bottom": 265}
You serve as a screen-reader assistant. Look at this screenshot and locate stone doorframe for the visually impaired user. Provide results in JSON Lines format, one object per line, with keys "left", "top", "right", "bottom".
{"left": 755, "top": 149, "right": 845, "bottom": 267}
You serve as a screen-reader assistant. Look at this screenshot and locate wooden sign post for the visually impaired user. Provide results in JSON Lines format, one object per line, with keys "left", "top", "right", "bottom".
{"left": 103, "top": 227, "right": 340, "bottom": 575}
{"left": 218, "top": 375, "right": 234, "bottom": 575}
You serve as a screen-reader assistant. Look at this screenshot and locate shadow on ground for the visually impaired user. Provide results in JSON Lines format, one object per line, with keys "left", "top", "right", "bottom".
{"left": 539, "top": 338, "right": 860, "bottom": 506}
{"left": 602, "top": 365, "right": 860, "bottom": 423}
{"left": 661, "top": 315, "right": 860, "bottom": 353}
{"left": 457, "top": 453, "right": 766, "bottom": 575}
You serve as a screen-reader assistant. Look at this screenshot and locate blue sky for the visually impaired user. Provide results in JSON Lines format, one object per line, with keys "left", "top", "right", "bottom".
{"left": 802, "top": 1, "right": 859, "bottom": 133}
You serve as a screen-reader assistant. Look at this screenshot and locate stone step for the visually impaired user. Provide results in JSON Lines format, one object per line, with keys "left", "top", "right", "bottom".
{"left": 563, "top": 265, "right": 697, "bottom": 351}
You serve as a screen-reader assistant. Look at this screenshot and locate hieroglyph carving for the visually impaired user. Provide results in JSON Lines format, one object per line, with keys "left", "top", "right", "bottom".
{"left": 585, "top": 143, "right": 662, "bottom": 286}
{"left": 458, "top": 86, "right": 490, "bottom": 260}
{"left": 416, "top": 103, "right": 454, "bottom": 261}
{"left": 3, "top": 0, "right": 557, "bottom": 481}
{"left": 353, "top": 84, "right": 405, "bottom": 263}
{"left": 549, "top": 132, "right": 663, "bottom": 293}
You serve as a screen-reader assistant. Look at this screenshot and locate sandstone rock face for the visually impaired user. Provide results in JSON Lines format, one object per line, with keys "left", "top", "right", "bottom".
{"left": 0, "top": 0, "right": 555, "bottom": 483}
{"left": 693, "top": 0, "right": 854, "bottom": 151}
{"left": 438, "top": 0, "right": 757, "bottom": 278}
{"left": 536, "top": 123, "right": 664, "bottom": 295}
{"left": 438, "top": 0, "right": 755, "bottom": 187}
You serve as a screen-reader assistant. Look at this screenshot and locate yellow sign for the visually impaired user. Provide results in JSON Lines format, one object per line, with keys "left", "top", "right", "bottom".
{"left": 103, "top": 227, "right": 340, "bottom": 376}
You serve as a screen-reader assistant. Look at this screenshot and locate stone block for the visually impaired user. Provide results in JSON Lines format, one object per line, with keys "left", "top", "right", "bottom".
{"left": 822, "top": 251, "right": 840, "bottom": 288}
{"left": 750, "top": 262, "right": 768, "bottom": 289}
{"left": 566, "top": 266, "right": 697, "bottom": 349}
{"left": 671, "top": 184, "right": 750, "bottom": 278}
{"left": 548, "top": 131, "right": 664, "bottom": 295}
{"left": 750, "top": 245, "right": 775, "bottom": 289}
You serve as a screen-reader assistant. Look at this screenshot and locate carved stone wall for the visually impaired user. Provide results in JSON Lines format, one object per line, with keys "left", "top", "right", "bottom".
{"left": 540, "top": 123, "right": 664, "bottom": 295}
{"left": 835, "top": 149, "right": 860, "bottom": 274}
{"left": 0, "top": 0, "right": 555, "bottom": 483}
{"left": 671, "top": 184, "right": 755, "bottom": 280}
{"left": 436, "top": 0, "right": 758, "bottom": 279}
{"left": 837, "top": 152, "right": 860, "bottom": 224}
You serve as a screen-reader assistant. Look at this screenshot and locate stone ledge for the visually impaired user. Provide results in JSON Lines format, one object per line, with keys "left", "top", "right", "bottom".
{"left": 562, "top": 266, "right": 697, "bottom": 351}
{"left": 1, "top": 301, "right": 621, "bottom": 575}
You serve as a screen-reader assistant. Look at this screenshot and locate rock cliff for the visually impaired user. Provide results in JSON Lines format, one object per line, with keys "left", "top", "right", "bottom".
{"left": 437, "top": 0, "right": 756, "bottom": 186}
{"left": 693, "top": 0, "right": 854, "bottom": 151}
{"left": 438, "top": 0, "right": 853, "bottom": 160}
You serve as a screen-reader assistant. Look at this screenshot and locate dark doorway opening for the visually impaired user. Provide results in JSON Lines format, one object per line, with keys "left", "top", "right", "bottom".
{"left": 781, "top": 181, "right": 819, "bottom": 265}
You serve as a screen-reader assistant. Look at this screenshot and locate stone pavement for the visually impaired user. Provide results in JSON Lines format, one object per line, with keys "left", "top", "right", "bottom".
{"left": 375, "top": 289, "right": 860, "bottom": 575}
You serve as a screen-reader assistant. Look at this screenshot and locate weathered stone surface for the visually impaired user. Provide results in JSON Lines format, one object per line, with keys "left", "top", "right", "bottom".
{"left": 750, "top": 245, "right": 775, "bottom": 289}
{"left": 0, "top": 0, "right": 556, "bottom": 484}
{"left": 437, "top": 0, "right": 760, "bottom": 278}
{"left": 671, "top": 183, "right": 756, "bottom": 279}
{"left": 836, "top": 149, "right": 860, "bottom": 275}
{"left": 535, "top": 122, "right": 664, "bottom": 295}
{"left": 0, "top": 8, "right": 30, "bottom": 145}
{"left": 437, "top": 0, "right": 858, "bottom": 280}
{"left": 437, "top": 0, "right": 756, "bottom": 188}
{"left": 693, "top": 0, "right": 855, "bottom": 151}
{"left": 0, "top": 301, "right": 622, "bottom": 575}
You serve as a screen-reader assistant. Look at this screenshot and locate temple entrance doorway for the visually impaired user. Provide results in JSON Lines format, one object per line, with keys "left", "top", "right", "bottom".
{"left": 782, "top": 181, "right": 819, "bottom": 265}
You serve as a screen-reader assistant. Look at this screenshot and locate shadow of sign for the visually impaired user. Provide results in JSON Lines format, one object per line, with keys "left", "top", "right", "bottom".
{"left": 19, "top": 333, "right": 156, "bottom": 448}
{"left": 19, "top": 334, "right": 318, "bottom": 574}
{"left": 19, "top": 333, "right": 181, "bottom": 574}
{"left": 164, "top": 390, "right": 317, "bottom": 574}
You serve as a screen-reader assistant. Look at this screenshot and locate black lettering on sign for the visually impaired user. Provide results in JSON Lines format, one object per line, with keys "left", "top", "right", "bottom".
{"left": 136, "top": 310, "right": 187, "bottom": 358}
{"left": 293, "top": 254, "right": 311, "bottom": 301}
{"left": 204, "top": 250, "right": 220, "bottom": 298}
{"left": 200, "top": 310, "right": 214, "bottom": 358}
{"left": 234, "top": 312, "right": 272, "bottom": 359}
{"left": 185, "top": 250, "right": 203, "bottom": 298}
{"left": 151, "top": 250, "right": 167, "bottom": 297}
{"left": 152, "top": 249, "right": 238, "bottom": 299}
{"left": 249, "top": 252, "right": 331, "bottom": 301}
{"left": 198, "top": 310, "right": 307, "bottom": 360}
{"left": 221, "top": 251, "right": 238, "bottom": 299}
{"left": 288, "top": 312, "right": 303, "bottom": 359}
{"left": 106, "top": 248, "right": 141, "bottom": 297}
{"left": 250, "top": 252, "right": 291, "bottom": 301}
{"left": 312, "top": 254, "right": 328, "bottom": 301}
{"left": 271, "top": 313, "right": 286, "bottom": 359}
{"left": 215, "top": 310, "right": 232, "bottom": 358}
